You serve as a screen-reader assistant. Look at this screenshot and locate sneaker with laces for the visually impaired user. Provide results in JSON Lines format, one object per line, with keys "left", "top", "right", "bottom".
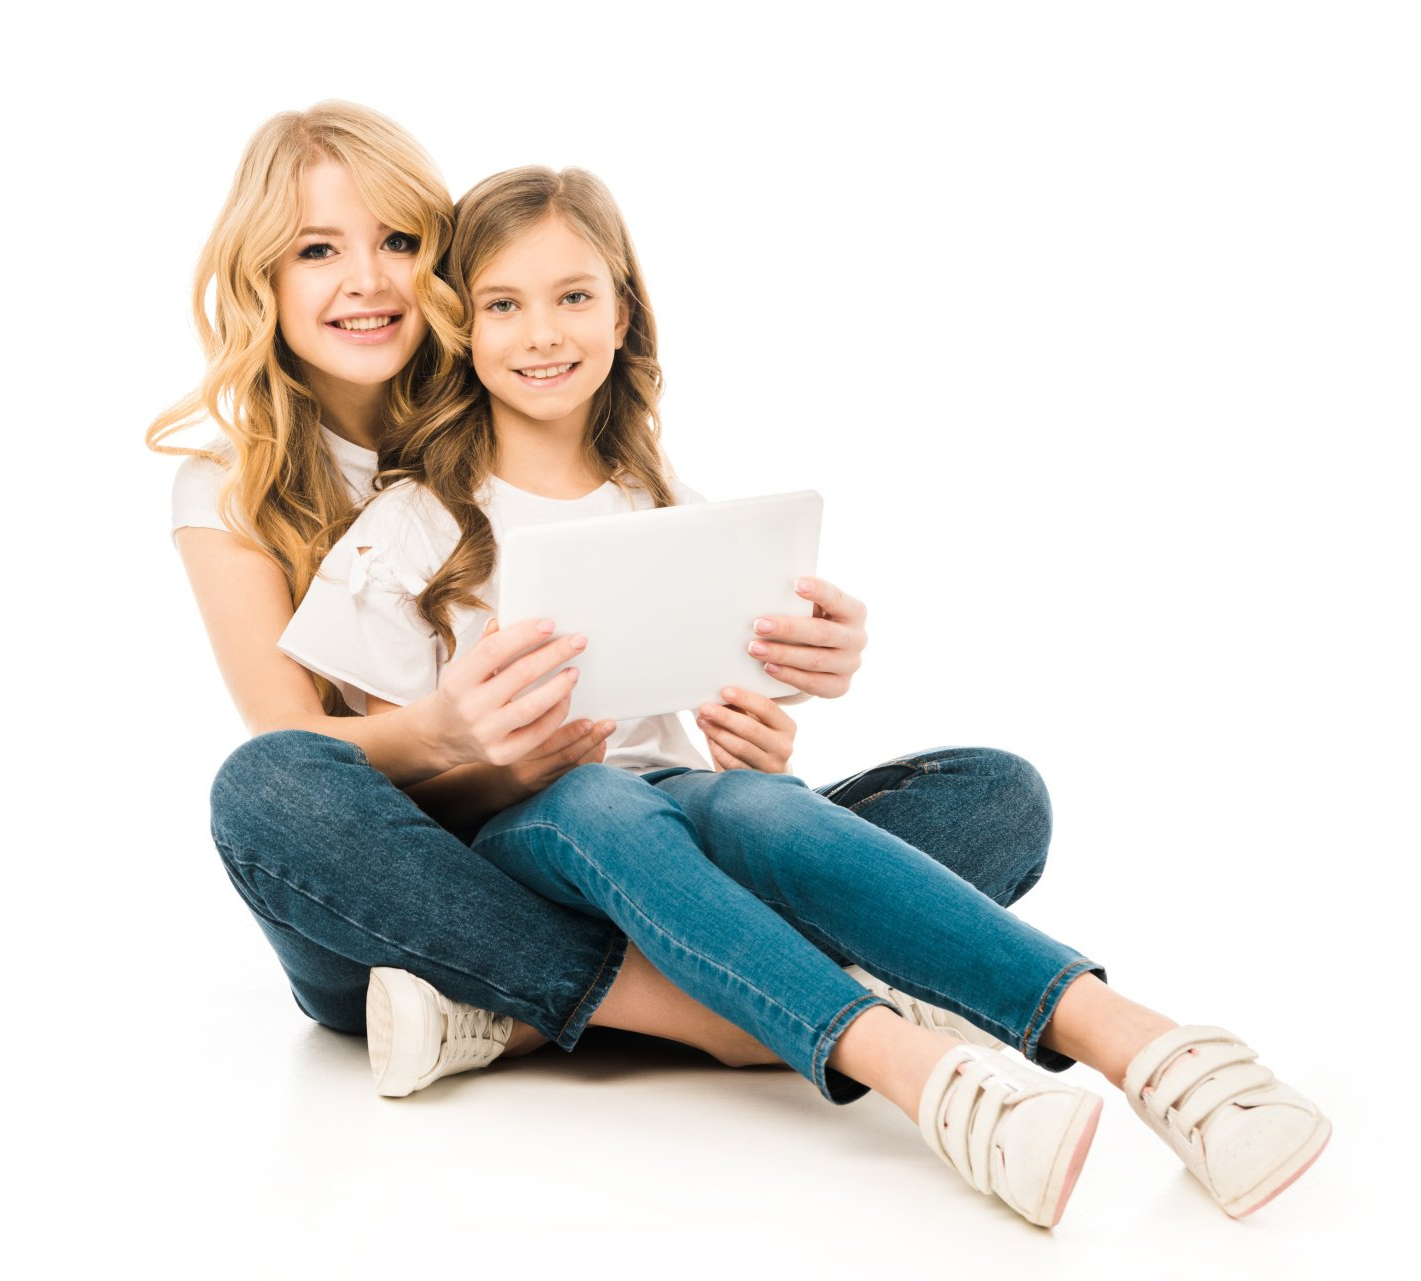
{"left": 366, "top": 967, "right": 513, "bottom": 1098}
{"left": 844, "top": 964, "right": 1005, "bottom": 1049}
{"left": 1123, "top": 1025, "right": 1330, "bottom": 1217}
{"left": 918, "top": 1043, "right": 1103, "bottom": 1228}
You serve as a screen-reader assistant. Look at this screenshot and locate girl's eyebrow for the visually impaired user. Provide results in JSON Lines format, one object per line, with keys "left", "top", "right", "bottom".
{"left": 296, "top": 225, "right": 342, "bottom": 237}
{"left": 473, "top": 273, "right": 597, "bottom": 299}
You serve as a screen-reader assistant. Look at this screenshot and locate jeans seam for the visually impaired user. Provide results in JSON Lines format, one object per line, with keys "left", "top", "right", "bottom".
{"left": 496, "top": 818, "right": 828, "bottom": 1049}
{"left": 219, "top": 846, "right": 528, "bottom": 1008}
{"left": 1021, "top": 958, "right": 1097, "bottom": 1058}
{"left": 811, "top": 990, "right": 884, "bottom": 1097}
{"left": 555, "top": 935, "right": 624, "bottom": 1045}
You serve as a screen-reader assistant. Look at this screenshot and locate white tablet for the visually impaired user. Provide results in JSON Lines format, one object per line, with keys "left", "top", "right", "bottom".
{"left": 497, "top": 490, "right": 823, "bottom": 722}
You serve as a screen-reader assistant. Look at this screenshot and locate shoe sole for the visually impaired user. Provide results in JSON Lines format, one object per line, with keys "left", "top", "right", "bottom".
{"left": 366, "top": 967, "right": 425, "bottom": 1098}
{"left": 1041, "top": 1092, "right": 1104, "bottom": 1229}
{"left": 1224, "top": 1116, "right": 1332, "bottom": 1219}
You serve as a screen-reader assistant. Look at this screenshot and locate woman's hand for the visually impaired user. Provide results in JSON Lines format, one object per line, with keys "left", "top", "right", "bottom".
{"left": 697, "top": 687, "right": 797, "bottom": 773}
{"left": 501, "top": 713, "right": 616, "bottom": 802}
{"left": 748, "top": 577, "right": 868, "bottom": 699}
{"left": 417, "top": 617, "right": 591, "bottom": 769}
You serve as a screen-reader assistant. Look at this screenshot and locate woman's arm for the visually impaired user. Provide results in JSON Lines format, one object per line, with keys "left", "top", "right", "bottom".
{"left": 176, "top": 527, "right": 593, "bottom": 790}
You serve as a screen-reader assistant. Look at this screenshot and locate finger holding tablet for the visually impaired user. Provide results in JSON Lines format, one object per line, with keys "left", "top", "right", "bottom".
{"left": 698, "top": 687, "right": 797, "bottom": 774}
{"left": 429, "top": 616, "right": 592, "bottom": 767}
{"left": 748, "top": 577, "right": 869, "bottom": 699}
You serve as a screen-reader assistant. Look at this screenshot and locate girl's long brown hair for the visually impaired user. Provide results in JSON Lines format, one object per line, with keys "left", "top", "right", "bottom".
{"left": 380, "top": 167, "right": 677, "bottom": 656}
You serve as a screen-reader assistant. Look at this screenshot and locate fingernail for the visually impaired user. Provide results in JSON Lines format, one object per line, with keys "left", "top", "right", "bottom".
{"left": 795, "top": 579, "right": 813, "bottom": 593}
{"left": 599, "top": 721, "right": 615, "bottom": 734}
{"left": 537, "top": 619, "right": 556, "bottom": 634}
{"left": 753, "top": 618, "right": 774, "bottom": 635}
{"left": 721, "top": 687, "right": 739, "bottom": 700}
{"left": 749, "top": 641, "right": 769, "bottom": 657}
{"left": 566, "top": 667, "right": 580, "bottom": 683}
{"left": 764, "top": 662, "right": 782, "bottom": 675}
{"left": 569, "top": 633, "right": 588, "bottom": 650}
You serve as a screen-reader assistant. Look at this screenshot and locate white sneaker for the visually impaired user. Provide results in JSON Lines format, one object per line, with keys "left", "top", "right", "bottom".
{"left": 366, "top": 967, "right": 513, "bottom": 1098}
{"left": 919, "top": 1043, "right": 1103, "bottom": 1228}
{"left": 844, "top": 964, "right": 1005, "bottom": 1049}
{"left": 1123, "top": 1025, "right": 1331, "bottom": 1217}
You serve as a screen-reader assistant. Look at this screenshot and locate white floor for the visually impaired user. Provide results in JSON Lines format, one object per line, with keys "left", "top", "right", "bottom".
{"left": 13, "top": 814, "right": 1400, "bottom": 1281}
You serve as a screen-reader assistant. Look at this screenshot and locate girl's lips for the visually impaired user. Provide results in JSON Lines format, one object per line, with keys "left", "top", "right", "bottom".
{"left": 326, "top": 314, "right": 404, "bottom": 345}
{"left": 514, "top": 362, "right": 578, "bottom": 388}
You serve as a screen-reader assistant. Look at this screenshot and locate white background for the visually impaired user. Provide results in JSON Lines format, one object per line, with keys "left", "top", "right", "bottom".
{"left": 4, "top": 2, "right": 1416, "bottom": 1277}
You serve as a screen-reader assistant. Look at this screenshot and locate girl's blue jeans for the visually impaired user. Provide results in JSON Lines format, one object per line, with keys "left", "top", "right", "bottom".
{"left": 211, "top": 733, "right": 1094, "bottom": 1101}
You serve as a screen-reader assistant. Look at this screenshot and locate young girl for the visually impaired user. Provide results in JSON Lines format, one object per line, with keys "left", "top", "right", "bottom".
{"left": 152, "top": 104, "right": 1056, "bottom": 1111}
{"left": 278, "top": 164, "right": 1330, "bottom": 1228}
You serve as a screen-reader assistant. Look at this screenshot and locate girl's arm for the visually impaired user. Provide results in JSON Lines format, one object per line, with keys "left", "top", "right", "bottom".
{"left": 176, "top": 527, "right": 595, "bottom": 789}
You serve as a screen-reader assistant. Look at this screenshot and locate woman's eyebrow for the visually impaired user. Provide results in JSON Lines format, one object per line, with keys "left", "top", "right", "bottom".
{"left": 296, "top": 225, "right": 342, "bottom": 236}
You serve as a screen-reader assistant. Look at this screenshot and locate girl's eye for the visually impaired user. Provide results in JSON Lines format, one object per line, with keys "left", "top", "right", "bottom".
{"left": 562, "top": 291, "right": 591, "bottom": 305}
{"left": 297, "top": 242, "right": 335, "bottom": 261}
{"left": 487, "top": 299, "right": 517, "bottom": 314}
{"left": 384, "top": 233, "right": 420, "bottom": 254}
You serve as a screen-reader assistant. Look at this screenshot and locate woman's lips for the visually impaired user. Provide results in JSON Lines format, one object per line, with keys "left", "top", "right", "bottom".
{"left": 327, "top": 314, "right": 403, "bottom": 345}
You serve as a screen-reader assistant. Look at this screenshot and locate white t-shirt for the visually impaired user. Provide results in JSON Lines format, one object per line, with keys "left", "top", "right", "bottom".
{"left": 170, "top": 425, "right": 379, "bottom": 541}
{"left": 278, "top": 474, "right": 712, "bottom": 775}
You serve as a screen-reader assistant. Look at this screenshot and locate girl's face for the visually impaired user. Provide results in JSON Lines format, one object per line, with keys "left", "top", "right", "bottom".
{"left": 272, "top": 161, "right": 428, "bottom": 398}
{"left": 468, "top": 214, "right": 629, "bottom": 438}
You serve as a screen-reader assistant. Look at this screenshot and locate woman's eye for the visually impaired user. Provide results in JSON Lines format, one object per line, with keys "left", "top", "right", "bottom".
{"left": 384, "top": 233, "right": 420, "bottom": 254}
{"left": 487, "top": 299, "right": 516, "bottom": 314}
{"left": 562, "top": 291, "right": 591, "bottom": 305}
{"left": 297, "top": 242, "right": 335, "bottom": 261}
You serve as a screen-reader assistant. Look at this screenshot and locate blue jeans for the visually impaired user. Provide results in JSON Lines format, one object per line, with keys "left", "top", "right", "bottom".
{"left": 210, "top": 734, "right": 1059, "bottom": 1074}
{"left": 473, "top": 765, "right": 1096, "bottom": 1101}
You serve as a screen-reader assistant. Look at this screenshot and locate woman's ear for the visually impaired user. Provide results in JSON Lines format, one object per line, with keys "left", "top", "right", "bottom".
{"left": 614, "top": 295, "right": 631, "bottom": 349}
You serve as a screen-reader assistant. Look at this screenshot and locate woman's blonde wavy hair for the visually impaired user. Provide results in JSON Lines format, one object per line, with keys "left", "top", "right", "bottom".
{"left": 380, "top": 167, "right": 677, "bottom": 656}
{"left": 146, "top": 101, "right": 463, "bottom": 712}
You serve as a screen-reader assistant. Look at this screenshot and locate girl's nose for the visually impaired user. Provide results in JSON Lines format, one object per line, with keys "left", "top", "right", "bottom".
{"left": 524, "top": 306, "right": 562, "bottom": 349}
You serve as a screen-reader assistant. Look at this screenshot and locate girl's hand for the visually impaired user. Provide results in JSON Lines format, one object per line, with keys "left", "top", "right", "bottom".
{"left": 748, "top": 577, "right": 868, "bottom": 699}
{"left": 422, "top": 617, "right": 589, "bottom": 768}
{"left": 697, "top": 687, "right": 797, "bottom": 773}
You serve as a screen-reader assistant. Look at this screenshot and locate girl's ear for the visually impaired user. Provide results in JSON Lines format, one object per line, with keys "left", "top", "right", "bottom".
{"left": 614, "top": 295, "right": 631, "bottom": 349}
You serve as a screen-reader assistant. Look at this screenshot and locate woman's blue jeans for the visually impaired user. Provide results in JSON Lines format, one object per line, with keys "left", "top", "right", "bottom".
{"left": 472, "top": 764, "right": 1096, "bottom": 1101}
{"left": 210, "top": 734, "right": 1071, "bottom": 1096}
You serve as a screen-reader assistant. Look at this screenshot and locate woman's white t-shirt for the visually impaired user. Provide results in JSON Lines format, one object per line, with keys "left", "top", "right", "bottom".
{"left": 170, "top": 426, "right": 379, "bottom": 539}
{"left": 172, "top": 432, "right": 710, "bottom": 774}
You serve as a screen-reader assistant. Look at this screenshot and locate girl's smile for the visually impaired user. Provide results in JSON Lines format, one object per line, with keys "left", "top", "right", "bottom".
{"left": 469, "top": 214, "right": 628, "bottom": 438}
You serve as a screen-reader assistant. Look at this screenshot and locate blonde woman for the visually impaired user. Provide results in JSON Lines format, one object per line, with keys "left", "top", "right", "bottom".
{"left": 151, "top": 102, "right": 1053, "bottom": 1093}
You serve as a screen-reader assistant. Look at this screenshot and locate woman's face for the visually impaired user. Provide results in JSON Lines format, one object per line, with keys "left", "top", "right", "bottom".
{"left": 272, "top": 161, "right": 428, "bottom": 397}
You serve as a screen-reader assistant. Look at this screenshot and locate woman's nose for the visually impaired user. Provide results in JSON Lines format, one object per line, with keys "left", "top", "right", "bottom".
{"left": 342, "top": 249, "right": 389, "bottom": 297}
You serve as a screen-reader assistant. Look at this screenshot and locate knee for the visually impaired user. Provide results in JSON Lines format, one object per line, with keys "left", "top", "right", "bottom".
{"left": 210, "top": 731, "right": 367, "bottom": 853}
{"left": 978, "top": 750, "right": 1053, "bottom": 899}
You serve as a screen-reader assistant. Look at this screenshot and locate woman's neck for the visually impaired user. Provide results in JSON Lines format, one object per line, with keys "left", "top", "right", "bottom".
{"left": 493, "top": 412, "right": 607, "bottom": 500}
{"left": 303, "top": 365, "right": 385, "bottom": 451}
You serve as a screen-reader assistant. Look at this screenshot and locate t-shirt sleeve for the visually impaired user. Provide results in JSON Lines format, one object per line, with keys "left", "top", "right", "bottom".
{"left": 671, "top": 478, "right": 707, "bottom": 506}
{"left": 170, "top": 447, "right": 242, "bottom": 540}
{"left": 277, "top": 488, "right": 448, "bottom": 714}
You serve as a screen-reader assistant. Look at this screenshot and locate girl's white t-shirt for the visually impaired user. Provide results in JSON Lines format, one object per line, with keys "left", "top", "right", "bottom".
{"left": 276, "top": 474, "right": 712, "bottom": 776}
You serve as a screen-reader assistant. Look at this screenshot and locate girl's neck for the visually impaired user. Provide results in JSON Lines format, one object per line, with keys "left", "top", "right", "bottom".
{"left": 303, "top": 365, "right": 385, "bottom": 451}
{"left": 492, "top": 409, "right": 608, "bottom": 500}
